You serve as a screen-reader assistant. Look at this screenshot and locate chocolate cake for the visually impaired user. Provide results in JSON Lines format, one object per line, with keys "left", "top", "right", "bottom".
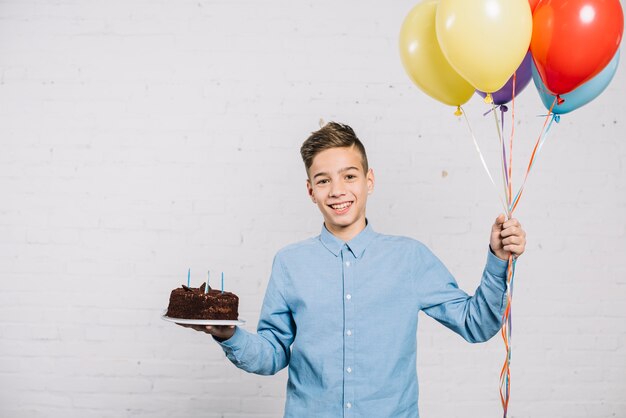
{"left": 166, "top": 283, "right": 239, "bottom": 320}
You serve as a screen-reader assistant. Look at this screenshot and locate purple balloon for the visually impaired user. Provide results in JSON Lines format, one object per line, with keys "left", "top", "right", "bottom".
{"left": 477, "top": 52, "right": 533, "bottom": 105}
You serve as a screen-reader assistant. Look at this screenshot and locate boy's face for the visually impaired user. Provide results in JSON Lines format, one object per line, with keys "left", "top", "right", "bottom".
{"left": 306, "top": 146, "right": 374, "bottom": 239}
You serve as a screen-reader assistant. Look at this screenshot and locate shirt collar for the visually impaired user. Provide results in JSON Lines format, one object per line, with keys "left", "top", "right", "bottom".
{"left": 319, "top": 220, "right": 377, "bottom": 258}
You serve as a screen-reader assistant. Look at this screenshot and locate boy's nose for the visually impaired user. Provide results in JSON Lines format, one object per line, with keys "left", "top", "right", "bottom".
{"left": 329, "top": 184, "right": 346, "bottom": 197}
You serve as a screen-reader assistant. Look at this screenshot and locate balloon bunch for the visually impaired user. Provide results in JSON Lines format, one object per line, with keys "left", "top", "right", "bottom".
{"left": 399, "top": 0, "right": 623, "bottom": 115}
{"left": 399, "top": 0, "right": 623, "bottom": 416}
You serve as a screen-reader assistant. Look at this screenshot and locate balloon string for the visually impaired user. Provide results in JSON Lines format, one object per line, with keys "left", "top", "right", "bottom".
{"left": 482, "top": 104, "right": 508, "bottom": 117}
{"left": 508, "top": 73, "right": 516, "bottom": 204}
{"left": 500, "top": 108, "right": 510, "bottom": 195}
{"left": 469, "top": 92, "right": 517, "bottom": 416}
{"left": 460, "top": 106, "right": 509, "bottom": 216}
{"left": 498, "top": 72, "right": 520, "bottom": 418}
{"left": 500, "top": 91, "right": 557, "bottom": 418}
{"left": 499, "top": 255, "right": 516, "bottom": 417}
{"left": 465, "top": 90, "right": 554, "bottom": 418}
{"left": 491, "top": 102, "right": 511, "bottom": 219}
{"left": 509, "top": 97, "right": 558, "bottom": 213}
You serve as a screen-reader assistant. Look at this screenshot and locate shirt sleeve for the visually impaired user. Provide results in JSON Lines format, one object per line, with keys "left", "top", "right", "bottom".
{"left": 216, "top": 253, "right": 296, "bottom": 375}
{"left": 416, "top": 243, "right": 509, "bottom": 343}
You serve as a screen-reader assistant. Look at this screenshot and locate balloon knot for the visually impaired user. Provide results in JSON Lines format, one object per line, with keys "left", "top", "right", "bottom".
{"left": 484, "top": 93, "right": 493, "bottom": 104}
{"left": 454, "top": 106, "right": 462, "bottom": 116}
{"left": 554, "top": 115, "right": 561, "bottom": 123}
{"left": 556, "top": 95, "right": 565, "bottom": 105}
{"left": 500, "top": 105, "right": 509, "bottom": 112}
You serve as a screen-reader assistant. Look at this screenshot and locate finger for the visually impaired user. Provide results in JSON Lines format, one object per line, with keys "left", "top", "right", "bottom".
{"left": 179, "top": 324, "right": 209, "bottom": 333}
{"left": 500, "top": 226, "right": 521, "bottom": 238}
{"left": 504, "top": 244, "right": 525, "bottom": 256}
{"left": 206, "top": 325, "right": 235, "bottom": 336}
{"left": 503, "top": 239, "right": 525, "bottom": 251}
{"left": 502, "top": 226, "right": 527, "bottom": 240}
{"left": 503, "top": 218, "right": 521, "bottom": 229}
{"left": 502, "top": 235, "right": 526, "bottom": 247}
{"left": 502, "top": 235, "right": 525, "bottom": 246}
{"left": 492, "top": 216, "right": 506, "bottom": 234}
{"left": 206, "top": 325, "right": 234, "bottom": 331}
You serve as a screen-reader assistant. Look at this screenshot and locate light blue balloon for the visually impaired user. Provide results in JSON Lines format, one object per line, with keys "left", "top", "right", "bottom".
{"left": 532, "top": 50, "right": 620, "bottom": 115}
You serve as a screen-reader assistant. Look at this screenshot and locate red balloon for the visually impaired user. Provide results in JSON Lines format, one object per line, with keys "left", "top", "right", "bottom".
{"left": 528, "top": 0, "right": 540, "bottom": 13}
{"left": 531, "top": 0, "right": 624, "bottom": 95}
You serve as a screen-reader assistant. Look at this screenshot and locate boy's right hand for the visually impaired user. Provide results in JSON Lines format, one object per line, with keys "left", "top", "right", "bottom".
{"left": 178, "top": 324, "right": 236, "bottom": 342}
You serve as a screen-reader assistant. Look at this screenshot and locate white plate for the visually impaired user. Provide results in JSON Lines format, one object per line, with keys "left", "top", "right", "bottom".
{"left": 161, "top": 313, "right": 245, "bottom": 326}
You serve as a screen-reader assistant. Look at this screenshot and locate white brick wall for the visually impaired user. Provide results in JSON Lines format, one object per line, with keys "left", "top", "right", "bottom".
{"left": 0, "top": 0, "right": 624, "bottom": 417}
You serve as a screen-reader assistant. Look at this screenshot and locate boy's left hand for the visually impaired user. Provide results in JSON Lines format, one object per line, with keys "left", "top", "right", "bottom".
{"left": 490, "top": 214, "right": 526, "bottom": 261}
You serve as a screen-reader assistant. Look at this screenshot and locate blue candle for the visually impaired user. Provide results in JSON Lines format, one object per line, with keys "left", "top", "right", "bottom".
{"left": 187, "top": 268, "right": 190, "bottom": 287}
{"left": 205, "top": 270, "right": 210, "bottom": 294}
{"left": 221, "top": 272, "right": 224, "bottom": 294}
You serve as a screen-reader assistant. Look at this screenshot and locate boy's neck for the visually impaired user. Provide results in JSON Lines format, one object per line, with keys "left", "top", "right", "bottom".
{"left": 325, "top": 218, "right": 367, "bottom": 243}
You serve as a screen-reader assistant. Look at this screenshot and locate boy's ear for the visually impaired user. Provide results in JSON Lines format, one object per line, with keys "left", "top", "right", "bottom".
{"left": 367, "top": 168, "right": 375, "bottom": 194}
{"left": 306, "top": 179, "right": 317, "bottom": 203}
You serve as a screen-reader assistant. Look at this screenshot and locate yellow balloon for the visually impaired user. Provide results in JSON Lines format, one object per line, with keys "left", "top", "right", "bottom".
{"left": 399, "top": 0, "right": 474, "bottom": 107}
{"left": 435, "top": 0, "right": 532, "bottom": 93}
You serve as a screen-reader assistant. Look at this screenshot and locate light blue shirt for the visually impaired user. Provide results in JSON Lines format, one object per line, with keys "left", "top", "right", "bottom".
{"left": 218, "top": 222, "right": 508, "bottom": 417}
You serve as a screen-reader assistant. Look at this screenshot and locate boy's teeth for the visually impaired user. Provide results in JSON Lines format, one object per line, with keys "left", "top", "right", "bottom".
{"left": 332, "top": 202, "right": 351, "bottom": 209}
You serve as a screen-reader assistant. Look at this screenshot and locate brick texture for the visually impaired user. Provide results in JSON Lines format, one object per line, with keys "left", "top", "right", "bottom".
{"left": 0, "top": 0, "right": 624, "bottom": 417}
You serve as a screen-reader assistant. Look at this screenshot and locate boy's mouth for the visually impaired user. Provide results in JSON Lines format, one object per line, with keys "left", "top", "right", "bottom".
{"left": 328, "top": 201, "right": 353, "bottom": 214}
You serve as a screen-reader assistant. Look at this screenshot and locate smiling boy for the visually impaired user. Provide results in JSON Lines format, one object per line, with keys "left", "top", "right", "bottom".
{"left": 185, "top": 122, "right": 526, "bottom": 417}
{"left": 305, "top": 138, "right": 373, "bottom": 242}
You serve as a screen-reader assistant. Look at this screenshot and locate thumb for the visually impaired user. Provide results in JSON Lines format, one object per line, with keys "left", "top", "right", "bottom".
{"left": 494, "top": 213, "right": 506, "bottom": 226}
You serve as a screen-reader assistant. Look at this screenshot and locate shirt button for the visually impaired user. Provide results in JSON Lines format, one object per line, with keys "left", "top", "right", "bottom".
{"left": 346, "top": 294, "right": 352, "bottom": 300}
{"left": 345, "top": 261, "right": 351, "bottom": 267}
{"left": 346, "top": 367, "right": 352, "bottom": 373}
{"left": 346, "top": 329, "right": 352, "bottom": 336}
{"left": 346, "top": 402, "right": 352, "bottom": 409}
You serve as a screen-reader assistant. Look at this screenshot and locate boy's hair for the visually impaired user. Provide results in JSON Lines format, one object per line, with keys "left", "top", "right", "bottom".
{"left": 300, "top": 122, "right": 369, "bottom": 177}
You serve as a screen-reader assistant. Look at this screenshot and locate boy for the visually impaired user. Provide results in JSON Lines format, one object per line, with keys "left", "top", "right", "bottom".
{"left": 184, "top": 122, "right": 526, "bottom": 417}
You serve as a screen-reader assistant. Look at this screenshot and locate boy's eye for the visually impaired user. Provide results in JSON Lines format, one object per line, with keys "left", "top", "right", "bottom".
{"left": 317, "top": 179, "right": 329, "bottom": 185}
{"left": 345, "top": 174, "right": 356, "bottom": 180}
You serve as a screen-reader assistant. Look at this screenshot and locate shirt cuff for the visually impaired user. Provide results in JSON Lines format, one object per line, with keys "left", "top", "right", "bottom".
{"left": 215, "top": 326, "right": 246, "bottom": 350}
{"left": 486, "top": 246, "right": 509, "bottom": 279}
